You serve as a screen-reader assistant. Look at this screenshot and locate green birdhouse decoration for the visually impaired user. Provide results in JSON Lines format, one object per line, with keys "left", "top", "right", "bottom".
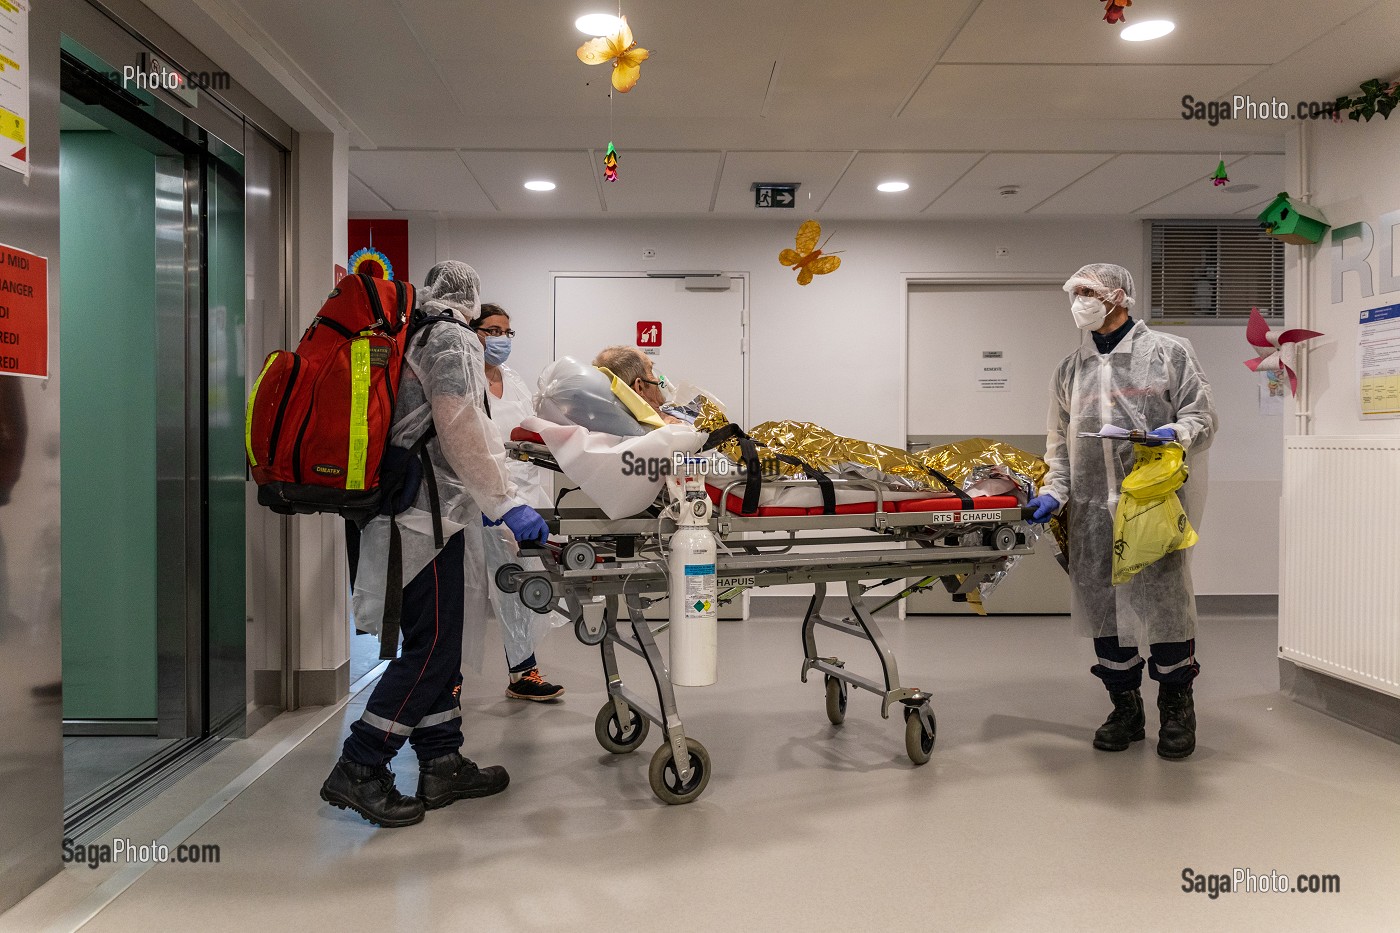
{"left": 1257, "top": 192, "right": 1330, "bottom": 245}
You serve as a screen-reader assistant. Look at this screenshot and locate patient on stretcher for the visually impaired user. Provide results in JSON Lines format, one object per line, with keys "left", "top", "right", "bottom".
{"left": 521, "top": 354, "right": 1047, "bottom": 523}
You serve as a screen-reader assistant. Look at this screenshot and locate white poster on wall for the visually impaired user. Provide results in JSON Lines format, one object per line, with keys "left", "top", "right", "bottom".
{"left": 978, "top": 350, "right": 1009, "bottom": 392}
{"left": 0, "top": 0, "right": 29, "bottom": 179}
{"left": 1358, "top": 303, "right": 1400, "bottom": 420}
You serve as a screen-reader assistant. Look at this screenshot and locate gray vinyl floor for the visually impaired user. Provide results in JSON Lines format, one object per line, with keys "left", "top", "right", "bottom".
{"left": 10, "top": 603, "right": 1400, "bottom": 932}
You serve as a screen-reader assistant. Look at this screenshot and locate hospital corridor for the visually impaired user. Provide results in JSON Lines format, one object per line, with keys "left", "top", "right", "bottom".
{"left": 1, "top": 2, "right": 1398, "bottom": 931}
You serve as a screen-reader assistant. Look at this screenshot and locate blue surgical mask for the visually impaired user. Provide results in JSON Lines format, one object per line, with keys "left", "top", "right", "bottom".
{"left": 483, "top": 335, "right": 512, "bottom": 366}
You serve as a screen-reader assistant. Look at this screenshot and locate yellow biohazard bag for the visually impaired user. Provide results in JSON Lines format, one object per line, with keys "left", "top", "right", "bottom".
{"left": 1111, "top": 443, "right": 1198, "bottom": 585}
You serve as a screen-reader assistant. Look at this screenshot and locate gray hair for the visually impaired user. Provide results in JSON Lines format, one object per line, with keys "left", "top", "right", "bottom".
{"left": 593, "top": 345, "right": 647, "bottom": 387}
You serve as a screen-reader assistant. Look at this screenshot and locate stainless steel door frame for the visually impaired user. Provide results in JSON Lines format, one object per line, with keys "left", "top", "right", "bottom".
{"left": 242, "top": 128, "right": 290, "bottom": 726}
{"left": 153, "top": 153, "right": 196, "bottom": 737}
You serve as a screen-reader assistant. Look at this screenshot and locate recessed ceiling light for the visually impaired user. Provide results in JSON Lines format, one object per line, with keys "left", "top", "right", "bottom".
{"left": 1121, "top": 20, "right": 1175, "bottom": 41}
{"left": 523, "top": 180, "right": 556, "bottom": 191}
{"left": 575, "top": 13, "right": 622, "bottom": 36}
{"left": 877, "top": 181, "right": 910, "bottom": 193}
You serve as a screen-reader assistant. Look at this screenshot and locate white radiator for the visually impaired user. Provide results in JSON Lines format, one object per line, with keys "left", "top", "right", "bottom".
{"left": 1280, "top": 436, "right": 1400, "bottom": 698}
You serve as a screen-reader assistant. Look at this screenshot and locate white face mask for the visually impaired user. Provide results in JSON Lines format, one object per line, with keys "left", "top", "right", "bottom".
{"left": 1071, "top": 294, "right": 1109, "bottom": 330}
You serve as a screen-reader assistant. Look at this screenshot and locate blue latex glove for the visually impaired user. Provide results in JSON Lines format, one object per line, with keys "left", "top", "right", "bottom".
{"left": 1142, "top": 427, "right": 1178, "bottom": 447}
{"left": 1026, "top": 494, "right": 1060, "bottom": 523}
{"left": 501, "top": 504, "right": 549, "bottom": 544}
{"left": 482, "top": 514, "right": 503, "bottom": 527}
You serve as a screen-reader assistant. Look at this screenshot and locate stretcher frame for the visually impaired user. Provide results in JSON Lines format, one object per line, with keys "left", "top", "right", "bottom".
{"left": 497, "top": 439, "right": 1035, "bottom": 805}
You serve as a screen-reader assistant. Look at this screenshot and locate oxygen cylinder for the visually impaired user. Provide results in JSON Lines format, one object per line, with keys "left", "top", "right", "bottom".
{"left": 669, "top": 491, "right": 717, "bottom": 686}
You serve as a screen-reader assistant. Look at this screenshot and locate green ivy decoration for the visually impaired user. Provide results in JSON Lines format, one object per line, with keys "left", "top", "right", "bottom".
{"left": 1333, "top": 79, "right": 1400, "bottom": 122}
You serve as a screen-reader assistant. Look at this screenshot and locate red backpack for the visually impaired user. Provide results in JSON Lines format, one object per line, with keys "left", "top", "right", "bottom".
{"left": 246, "top": 273, "right": 472, "bottom": 659}
{"left": 246, "top": 273, "right": 415, "bottom": 520}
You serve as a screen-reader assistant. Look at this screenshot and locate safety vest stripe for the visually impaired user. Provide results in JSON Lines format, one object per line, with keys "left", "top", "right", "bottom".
{"left": 346, "top": 338, "right": 371, "bottom": 490}
{"left": 245, "top": 352, "right": 279, "bottom": 467}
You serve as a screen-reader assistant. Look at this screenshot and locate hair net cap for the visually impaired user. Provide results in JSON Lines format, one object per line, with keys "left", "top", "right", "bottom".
{"left": 1063, "top": 263, "right": 1136, "bottom": 309}
{"left": 422, "top": 260, "right": 484, "bottom": 321}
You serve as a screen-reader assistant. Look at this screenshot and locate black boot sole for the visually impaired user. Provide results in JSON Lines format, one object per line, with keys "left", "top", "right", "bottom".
{"left": 319, "top": 786, "right": 425, "bottom": 828}
{"left": 1156, "top": 742, "right": 1196, "bottom": 760}
{"left": 417, "top": 772, "right": 510, "bottom": 810}
{"left": 1093, "top": 728, "right": 1146, "bottom": 752}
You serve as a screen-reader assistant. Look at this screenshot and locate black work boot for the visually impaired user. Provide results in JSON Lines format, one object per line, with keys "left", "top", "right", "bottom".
{"left": 1093, "top": 689, "right": 1146, "bottom": 751}
{"left": 320, "top": 757, "right": 426, "bottom": 828}
{"left": 1157, "top": 684, "right": 1197, "bottom": 760}
{"left": 416, "top": 752, "right": 510, "bottom": 810}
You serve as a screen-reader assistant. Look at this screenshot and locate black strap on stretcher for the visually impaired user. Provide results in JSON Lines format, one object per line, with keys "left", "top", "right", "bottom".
{"left": 701, "top": 424, "right": 835, "bottom": 515}
{"left": 920, "top": 465, "right": 975, "bottom": 510}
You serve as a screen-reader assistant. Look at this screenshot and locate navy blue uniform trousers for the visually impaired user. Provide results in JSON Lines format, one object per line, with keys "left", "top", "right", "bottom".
{"left": 343, "top": 530, "right": 466, "bottom": 767}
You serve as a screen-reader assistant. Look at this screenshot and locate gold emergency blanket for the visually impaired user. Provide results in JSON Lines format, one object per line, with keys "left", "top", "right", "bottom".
{"left": 696, "top": 400, "right": 1047, "bottom": 495}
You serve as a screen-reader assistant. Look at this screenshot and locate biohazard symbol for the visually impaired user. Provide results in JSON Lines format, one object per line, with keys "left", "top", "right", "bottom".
{"left": 1113, "top": 538, "right": 1127, "bottom": 559}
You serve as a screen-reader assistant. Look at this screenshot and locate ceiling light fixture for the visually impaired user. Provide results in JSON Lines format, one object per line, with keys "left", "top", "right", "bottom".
{"left": 877, "top": 181, "right": 910, "bottom": 193}
{"left": 523, "top": 180, "right": 556, "bottom": 191}
{"left": 575, "top": 13, "right": 622, "bottom": 36}
{"left": 1120, "top": 20, "right": 1175, "bottom": 41}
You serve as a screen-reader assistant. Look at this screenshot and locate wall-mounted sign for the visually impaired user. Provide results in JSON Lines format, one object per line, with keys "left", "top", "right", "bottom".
{"left": 0, "top": 241, "right": 49, "bottom": 379}
{"left": 637, "top": 320, "right": 662, "bottom": 354}
{"left": 1359, "top": 303, "right": 1400, "bottom": 419}
{"left": 347, "top": 219, "right": 408, "bottom": 281}
{"left": 0, "top": 0, "right": 31, "bottom": 179}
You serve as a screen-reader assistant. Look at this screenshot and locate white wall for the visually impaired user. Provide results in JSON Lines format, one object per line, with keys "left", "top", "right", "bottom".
{"left": 1289, "top": 117, "right": 1400, "bottom": 437}
{"left": 384, "top": 214, "right": 1280, "bottom": 594}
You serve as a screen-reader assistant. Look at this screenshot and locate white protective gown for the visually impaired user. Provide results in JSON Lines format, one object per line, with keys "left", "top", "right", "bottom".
{"left": 352, "top": 307, "right": 526, "bottom": 672}
{"left": 1040, "top": 320, "right": 1218, "bottom": 649}
{"left": 483, "top": 364, "right": 562, "bottom": 667}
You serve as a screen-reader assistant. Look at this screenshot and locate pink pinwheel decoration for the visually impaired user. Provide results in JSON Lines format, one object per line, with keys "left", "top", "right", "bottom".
{"left": 1243, "top": 307, "right": 1323, "bottom": 396}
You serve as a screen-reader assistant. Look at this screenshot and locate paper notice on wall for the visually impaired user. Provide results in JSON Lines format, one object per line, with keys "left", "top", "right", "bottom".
{"left": 1358, "top": 303, "right": 1400, "bottom": 419}
{"left": 978, "top": 351, "right": 1008, "bottom": 392}
{"left": 0, "top": 1, "right": 30, "bottom": 179}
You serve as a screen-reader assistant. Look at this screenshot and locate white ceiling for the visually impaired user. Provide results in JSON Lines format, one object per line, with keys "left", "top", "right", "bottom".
{"left": 216, "top": 0, "right": 1400, "bottom": 219}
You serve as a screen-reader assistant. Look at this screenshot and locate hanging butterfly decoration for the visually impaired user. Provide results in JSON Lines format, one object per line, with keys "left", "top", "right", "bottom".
{"left": 1243, "top": 307, "right": 1323, "bottom": 397}
{"left": 1211, "top": 160, "right": 1230, "bottom": 187}
{"left": 577, "top": 16, "right": 649, "bottom": 183}
{"left": 779, "top": 220, "right": 843, "bottom": 286}
{"left": 603, "top": 142, "right": 619, "bottom": 183}
{"left": 577, "top": 15, "right": 649, "bottom": 93}
{"left": 1100, "top": 0, "right": 1130, "bottom": 23}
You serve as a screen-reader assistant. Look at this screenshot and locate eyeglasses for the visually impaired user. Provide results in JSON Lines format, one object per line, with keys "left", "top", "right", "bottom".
{"left": 476, "top": 326, "right": 515, "bottom": 337}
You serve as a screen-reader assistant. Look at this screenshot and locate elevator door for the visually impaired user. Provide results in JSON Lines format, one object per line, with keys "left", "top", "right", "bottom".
{"left": 58, "top": 40, "right": 252, "bottom": 742}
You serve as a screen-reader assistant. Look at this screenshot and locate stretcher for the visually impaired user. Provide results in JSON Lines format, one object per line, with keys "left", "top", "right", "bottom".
{"left": 496, "top": 427, "right": 1037, "bottom": 805}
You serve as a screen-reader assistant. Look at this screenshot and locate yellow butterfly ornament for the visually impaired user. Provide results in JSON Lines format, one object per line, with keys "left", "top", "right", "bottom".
{"left": 576, "top": 16, "right": 650, "bottom": 93}
{"left": 779, "top": 220, "right": 843, "bottom": 286}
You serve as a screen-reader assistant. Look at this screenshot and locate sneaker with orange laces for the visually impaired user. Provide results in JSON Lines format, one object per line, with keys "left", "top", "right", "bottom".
{"left": 506, "top": 667, "right": 565, "bottom": 702}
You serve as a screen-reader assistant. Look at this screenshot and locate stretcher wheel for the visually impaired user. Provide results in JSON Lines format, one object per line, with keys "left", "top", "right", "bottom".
{"left": 495, "top": 562, "right": 523, "bottom": 594}
{"left": 575, "top": 612, "right": 607, "bottom": 646}
{"left": 594, "top": 701, "right": 650, "bottom": 754}
{"left": 824, "top": 676, "right": 847, "bottom": 725}
{"left": 903, "top": 706, "right": 936, "bottom": 765}
{"left": 989, "top": 525, "right": 1018, "bottom": 552}
{"left": 648, "top": 737, "right": 711, "bottom": 805}
{"left": 519, "top": 576, "right": 555, "bottom": 614}
{"left": 562, "top": 541, "right": 596, "bottom": 572}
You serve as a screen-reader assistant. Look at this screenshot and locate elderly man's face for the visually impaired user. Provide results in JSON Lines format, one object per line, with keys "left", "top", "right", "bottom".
{"left": 633, "top": 352, "right": 666, "bottom": 411}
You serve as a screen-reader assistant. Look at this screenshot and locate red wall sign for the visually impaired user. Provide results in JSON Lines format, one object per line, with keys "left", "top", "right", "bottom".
{"left": 637, "top": 321, "right": 662, "bottom": 348}
{"left": 0, "top": 242, "right": 49, "bottom": 379}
